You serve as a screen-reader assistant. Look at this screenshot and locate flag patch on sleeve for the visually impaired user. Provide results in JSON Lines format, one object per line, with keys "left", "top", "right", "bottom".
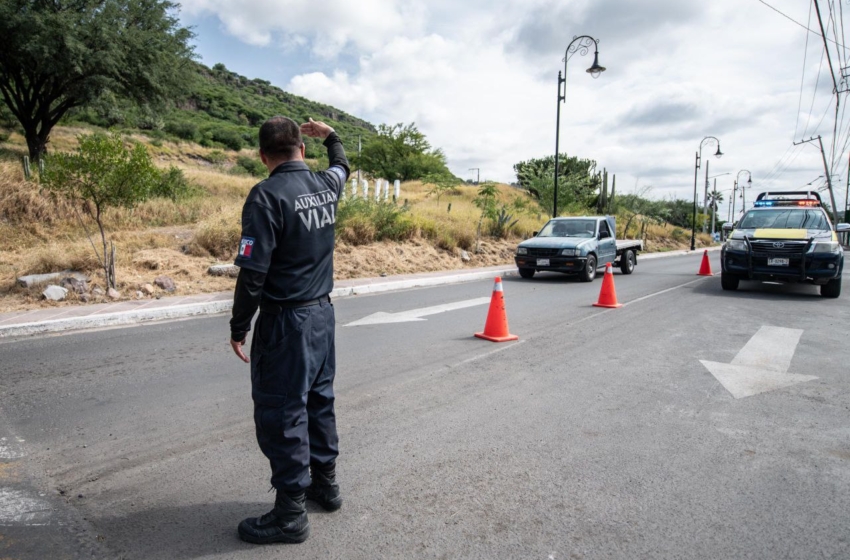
{"left": 238, "top": 237, "right": 255, "bottom": 259}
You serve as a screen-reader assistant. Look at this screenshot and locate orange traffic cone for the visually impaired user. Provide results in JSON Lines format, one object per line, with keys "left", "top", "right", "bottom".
{"left": 697, "top": 250, "right": 713, "bottom": 276}
{"left": 593, "top": 263, "right": 623, "bottom": 308}
{"left": 475, "top": 277, "right": 519, "bottom": 342}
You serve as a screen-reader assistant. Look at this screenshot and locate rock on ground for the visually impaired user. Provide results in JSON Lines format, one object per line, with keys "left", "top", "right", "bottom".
{"left": 107, "top": 288, "right": 121, "bottom": 300}
{"left": 60, "top": 277, "right": 88, "bottom": 294}
{"left": 154, "top": 275, "right": 176, "bottom": 292}
{"left": 208, "top": 264, "right": 239, "bottom": 278}
{"left": 42, "top": 285, "right": 68, "bottom": 301}
{"left": 141, "top": 284, "right": 155, "bottom": 296}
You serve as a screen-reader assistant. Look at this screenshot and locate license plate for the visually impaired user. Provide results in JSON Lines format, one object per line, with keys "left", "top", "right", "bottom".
{"left": 768, "top": 257, "right": 789, "bottom": 266}
{"left": 537, "top": 258, "right": 550, "bottom": 266}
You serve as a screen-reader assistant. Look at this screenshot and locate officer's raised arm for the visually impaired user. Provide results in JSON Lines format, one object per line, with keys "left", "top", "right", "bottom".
{"left": 301, "top": 118, "right": 349, "bottom": 195}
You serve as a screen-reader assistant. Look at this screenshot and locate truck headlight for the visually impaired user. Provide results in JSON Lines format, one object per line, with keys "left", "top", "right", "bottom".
{"left": 809, "top": 241, "right": 840, "bottom": 254}
{"left": 517, "top": 247, "right": 528, "bottom": 255}
{"left": 561, "top": 249, "right": 576, "bottom": 256}
{"left": 726, "top": 239, "right": 746, "bottom": 251}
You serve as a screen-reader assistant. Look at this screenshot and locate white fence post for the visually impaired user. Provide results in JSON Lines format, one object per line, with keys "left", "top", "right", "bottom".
{"left": 350, "top": 177, "right": 357, "bottom": 198}
{"left": 361, "top": 180, "right": 369, "bottom": 198}
{"left": 394, "top": 179, "right": 401, "bottom": 200}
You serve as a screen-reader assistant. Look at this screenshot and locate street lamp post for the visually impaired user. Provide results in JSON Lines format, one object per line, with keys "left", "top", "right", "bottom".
{"left": 553, "top": 35, "right": 605, "bottom": 217}
{"left": 705, "top": 172, "right": 730, "bottom": 238}
{"left": 731, "top": 170, "right": 751, "bottom": 225}
{"left": 691, "top": 136, "right": 723, "bottom": 250}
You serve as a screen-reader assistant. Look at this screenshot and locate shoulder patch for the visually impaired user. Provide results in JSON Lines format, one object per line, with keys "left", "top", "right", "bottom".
{"left": 238, "top": 237, "right": 255, "bottom": 259}
{"left": 328, "top": 166, "right": 346, "bottom": 182}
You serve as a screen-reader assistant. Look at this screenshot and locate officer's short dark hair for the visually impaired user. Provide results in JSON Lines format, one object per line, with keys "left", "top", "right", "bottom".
{"left": 259, "top": 116, "right": 303, "bottom": 159}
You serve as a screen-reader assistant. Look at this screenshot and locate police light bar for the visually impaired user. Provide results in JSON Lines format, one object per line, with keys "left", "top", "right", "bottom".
{"left": 755, "top": 190, "right": 823, "bottom": 205}
{"left": 753, "top": 200, "right": 821, "bottom": 207}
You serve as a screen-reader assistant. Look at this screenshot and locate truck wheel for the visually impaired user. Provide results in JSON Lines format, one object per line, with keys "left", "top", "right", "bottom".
{"left": 721, "top": 271, "right": 739, "bottom": 291}
{"left": 619, "top": 250, "right": 635, "bottom": 275}
{"left": 579, "top": 255, "right": 597, "bottom": 282}
{"left": 821, "top": 277, "right": 841, "bottom": 298}
{"left": 518, "top": 268, "right": 535, "bottom": 279}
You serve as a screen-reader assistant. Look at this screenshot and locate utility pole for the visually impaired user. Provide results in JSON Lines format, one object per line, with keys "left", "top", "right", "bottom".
{"left": 711, "top": 178, "right": 717, "bottom": 239}
{"left": 702, "top": 159, "right": 710, "bottom": 233}
{"left": 794, "top": 135, "right": 839, "bottom": 224}
{"left": 357, "top": 135, "right": 362, "bottom": 185}
{"left": 468, "top": 168, "right": 480, "bottom": 184}
{"left": 730, "top": 179, "right": 737, "bottom": 223}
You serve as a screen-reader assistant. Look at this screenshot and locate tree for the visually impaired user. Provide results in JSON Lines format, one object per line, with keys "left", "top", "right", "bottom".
{"left": 513, "top": 154, "right": 600, "bottom": 215}
{"left": 423, "top": 172, "right": 461, "bottom": 204}
{"left": 358, "top": 123, "right": 450, "bottom": 181}
{"left": 0, "top": 0, "right": 194, "bottom": 161}
{"left": 42, "top": 133, "right": 180, "bottom": 288}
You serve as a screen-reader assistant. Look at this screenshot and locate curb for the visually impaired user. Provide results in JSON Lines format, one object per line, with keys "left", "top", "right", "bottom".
{"left": 0, "top": 247, "right": 721, "bottom": 339}
{"left": 0, "top": 267, "right": 516, "bottom": 339}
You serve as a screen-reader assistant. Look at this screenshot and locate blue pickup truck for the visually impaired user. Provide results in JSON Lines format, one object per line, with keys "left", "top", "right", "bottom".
{"left": 514, "top": 216, "right": 643, "bottom": 281}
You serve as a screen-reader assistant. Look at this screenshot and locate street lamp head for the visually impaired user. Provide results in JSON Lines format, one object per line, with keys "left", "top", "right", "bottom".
{"left": 714, "top": 145, "right": 724, "bottom": 159}
{"left": 747, "top": 176, "right": 752, "bottom": 185}
{"left": 586, "top": 51, "right": 606, "bottom": 78}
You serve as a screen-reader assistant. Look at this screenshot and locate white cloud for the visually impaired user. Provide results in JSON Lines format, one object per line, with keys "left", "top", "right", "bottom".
{"left": 185, "top": 0, "right": 850, "bottom": 216}
{"left": 180, "top": 0, "right": 414, "bottom": 55}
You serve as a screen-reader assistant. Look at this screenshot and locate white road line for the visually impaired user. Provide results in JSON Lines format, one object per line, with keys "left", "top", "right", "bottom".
{"left": 0, "top": 436, "right": 26, "bottom": 460}
{"left": 453, "top": 340, "right": 526, "bottom": 367}
{"left": 0, "top": 488, "right": 52, "bottom": 526}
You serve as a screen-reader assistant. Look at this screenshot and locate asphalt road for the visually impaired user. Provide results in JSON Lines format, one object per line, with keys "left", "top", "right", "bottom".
{"left": 1, "top": 252, "right": 849, "bottom": 559}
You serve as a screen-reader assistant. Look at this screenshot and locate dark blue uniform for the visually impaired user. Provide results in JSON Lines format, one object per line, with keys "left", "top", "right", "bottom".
{"left": 231, "top": 133, "right": 349, "bottom": 492}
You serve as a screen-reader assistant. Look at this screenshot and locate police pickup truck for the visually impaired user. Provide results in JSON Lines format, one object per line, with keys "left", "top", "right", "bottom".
{"left": 514, "top": 216, "right": 643, "bottom": 281}
{"left": 721, "top": 191, "right": 849, "bottom": 298}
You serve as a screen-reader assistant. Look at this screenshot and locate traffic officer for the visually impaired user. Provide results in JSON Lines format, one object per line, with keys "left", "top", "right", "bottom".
{"left": 229, "top": 115, "right": 349, "bottom": 544}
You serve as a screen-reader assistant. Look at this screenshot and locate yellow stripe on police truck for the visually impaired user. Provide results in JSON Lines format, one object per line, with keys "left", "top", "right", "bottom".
{"left": 752, "top": 229, "right": 808, "bottom": 239}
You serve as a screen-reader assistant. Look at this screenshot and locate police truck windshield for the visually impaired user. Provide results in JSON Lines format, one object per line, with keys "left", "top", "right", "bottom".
{"left": 738, "top": 209, "right": 830, "bottom": 231}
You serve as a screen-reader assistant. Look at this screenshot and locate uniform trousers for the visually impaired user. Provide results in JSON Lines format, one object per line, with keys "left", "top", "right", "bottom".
{"left": 250, "top": 301, "right": 339, "bottom": 491}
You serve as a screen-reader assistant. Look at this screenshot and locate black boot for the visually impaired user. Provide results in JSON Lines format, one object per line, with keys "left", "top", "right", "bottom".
{"left": 238, "top": 491, "right": 310, "bottom": 544}
{"left": 306, "top": 462, "right": 342, "bottom": 511}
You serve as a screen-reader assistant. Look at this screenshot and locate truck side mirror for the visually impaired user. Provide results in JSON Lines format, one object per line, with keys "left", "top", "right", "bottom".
{"left": 722, "top": 223, "right": 734, "bottom": 233}
{"left": 836, "top": 223, "right": 850, "bottom": 233}
{"left": 532, "top": 231, "right": 538, "bottom": 236}
{"left": 599, "top": 231, "right": 610, "bottom": 239}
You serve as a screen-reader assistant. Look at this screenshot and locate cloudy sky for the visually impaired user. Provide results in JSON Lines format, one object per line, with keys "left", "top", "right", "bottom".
{"left": 178, "top": 0, "right": 850, "bottom": 220}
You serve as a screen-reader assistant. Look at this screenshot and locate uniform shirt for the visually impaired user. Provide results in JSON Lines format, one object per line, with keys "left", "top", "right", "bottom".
{"left": 230, "top": 133, "right": 349, "bottom": 341}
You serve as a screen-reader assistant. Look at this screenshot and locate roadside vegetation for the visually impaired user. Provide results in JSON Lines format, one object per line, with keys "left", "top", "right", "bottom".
{"left": 0, "top": 125, "right": 712, "bottom": 313}
{"left": 0, "top": 0, "right": 712, "bottom": 312}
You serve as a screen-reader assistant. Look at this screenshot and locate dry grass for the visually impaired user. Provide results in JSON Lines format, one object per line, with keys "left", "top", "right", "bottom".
{"left": 0, "top": 125, "right": 710, "bottom": 312}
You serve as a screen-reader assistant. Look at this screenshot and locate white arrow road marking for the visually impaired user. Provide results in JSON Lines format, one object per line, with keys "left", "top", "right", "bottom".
{"left": 0, "top": 488, "right": 52, "bottom": 526}
{"left": 700, "top": 326, "right": 818, "bottom": 399}
{"left": 345, "top": 297, "right": 491, "bottom": 327}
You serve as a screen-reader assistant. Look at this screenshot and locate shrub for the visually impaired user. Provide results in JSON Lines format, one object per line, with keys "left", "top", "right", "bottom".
{"left": 336, "top": 198, "right": 416, "bottom": 245}
{"left": 151, "top": 166, "right": 194, "bottom": 200}
{"left": 206, "top": 150, "right": 227, "bottom": 164}
{"left": 236, "top": 155, "right": 267, "bottom": 177}
{"left": 165, "top": 121, "right": 201, "bottom": 142}
{"left": 212, "top": 128, "right": 244, "bottom": 151}
{"left": 191, "top": 209, "right": 241, "bottom": 258}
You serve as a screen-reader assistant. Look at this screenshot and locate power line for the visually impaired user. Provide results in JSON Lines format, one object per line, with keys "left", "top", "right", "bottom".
{"left": 802, "top": 47, "right": 825, "bottom": 138}
{"left": 795, "top": 3, "right": 815, "bottom": 139}
{"left": 757, "top": 0, "right": 850, "bottom": 53}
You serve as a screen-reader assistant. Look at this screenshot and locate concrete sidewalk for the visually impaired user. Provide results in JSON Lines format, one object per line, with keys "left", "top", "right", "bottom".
{"left": 0, "top": 247, "right": 715, "bottom": 339}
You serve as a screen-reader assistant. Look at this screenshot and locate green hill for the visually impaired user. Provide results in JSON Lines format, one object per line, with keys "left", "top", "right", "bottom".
{"left": 61, "top": 61, "right": 376, "bottom": 161}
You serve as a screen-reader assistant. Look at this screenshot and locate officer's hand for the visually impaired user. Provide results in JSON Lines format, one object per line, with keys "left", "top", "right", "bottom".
{"left": 230, "top": 337, "right": 250, "bottom": 363}
{"left": 300, "top": 118, "right": 334, "bottom": 139}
